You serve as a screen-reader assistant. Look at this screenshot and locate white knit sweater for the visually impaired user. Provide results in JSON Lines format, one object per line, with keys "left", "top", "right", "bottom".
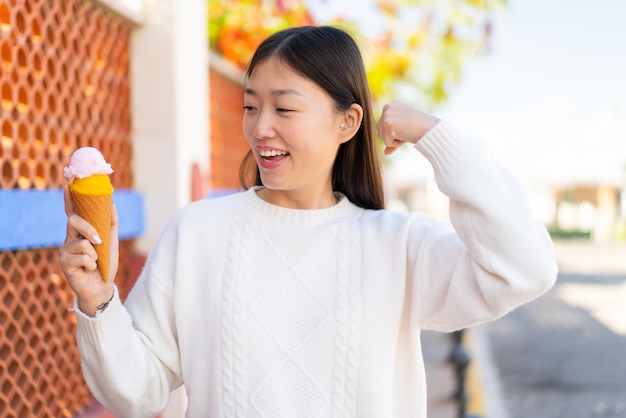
{"left": 75, "top": 121, "right": 557, "bottom": 417}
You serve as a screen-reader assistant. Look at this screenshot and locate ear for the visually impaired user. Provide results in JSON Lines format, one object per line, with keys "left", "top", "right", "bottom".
{"left": 339, "top": 103, "right": 363, "bottom": 144}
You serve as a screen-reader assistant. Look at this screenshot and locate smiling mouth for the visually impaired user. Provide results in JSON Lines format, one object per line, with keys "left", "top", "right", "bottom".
{"left": 259, "top": 149, "right": 290, "bottom": 161}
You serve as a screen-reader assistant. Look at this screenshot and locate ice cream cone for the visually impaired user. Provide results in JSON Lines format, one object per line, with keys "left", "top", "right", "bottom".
{"left": 64, "top": 148, "right": 115, "bottom": 282}
{"left": 70, "top": 187, "right": 113, "bottom": 281}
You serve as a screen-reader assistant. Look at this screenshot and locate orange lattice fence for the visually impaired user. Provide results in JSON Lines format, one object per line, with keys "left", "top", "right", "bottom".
{"left": 209, "top": 66, "right": 250, "bottom": 193}
{"left": 0, "top": 0, "right": 138, "bottom": 416}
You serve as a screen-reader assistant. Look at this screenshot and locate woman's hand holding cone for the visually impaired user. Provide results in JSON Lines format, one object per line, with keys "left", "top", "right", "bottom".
{"left": 59, "top": 185, "right": 118, "bottom": 317}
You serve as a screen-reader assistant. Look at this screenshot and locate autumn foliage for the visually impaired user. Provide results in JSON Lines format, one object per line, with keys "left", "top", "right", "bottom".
{"left": 208, "top": 0, "right": 504, "bottom": 110}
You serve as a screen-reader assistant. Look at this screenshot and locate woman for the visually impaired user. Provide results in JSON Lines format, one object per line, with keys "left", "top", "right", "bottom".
{"left": 60, "top": 25, "right": 557, "bottom": 417}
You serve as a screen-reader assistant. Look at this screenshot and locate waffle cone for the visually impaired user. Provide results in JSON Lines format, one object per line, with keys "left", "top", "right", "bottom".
{"left": 70, "top": 191, "right": 113, "bottom": 282}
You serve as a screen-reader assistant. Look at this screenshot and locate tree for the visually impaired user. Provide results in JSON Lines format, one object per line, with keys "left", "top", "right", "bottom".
{"left": 208, "top": 0, "right": 505, "bottom": 110}
{"left": 208, "top": 0, "right": 315, "bottom": 70}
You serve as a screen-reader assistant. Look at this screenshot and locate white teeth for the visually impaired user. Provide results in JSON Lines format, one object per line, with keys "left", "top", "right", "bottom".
{"left": 259, "top": 150, "right": 288, "bottom": 157}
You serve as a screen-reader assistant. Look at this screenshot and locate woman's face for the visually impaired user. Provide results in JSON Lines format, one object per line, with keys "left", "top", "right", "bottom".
{"left": 243, "top": 58, "right": 348, "bottom": 208}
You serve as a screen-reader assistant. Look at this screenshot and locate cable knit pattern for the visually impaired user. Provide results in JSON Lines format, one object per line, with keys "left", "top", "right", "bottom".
{"left": 220, "top": 215, "right": 249, "bottom": 417}
{"left": 345, "top": 219, "right": 362, "bottom": 416}
{"left": 261, "top": 224, "right": 335, "bottom": 266}
{"left": 251, "top": 272, "right": 329, "bottom": 352}
{"left": 73, "top": 122, "right": 557, "bottom": 418}
{"left": 331, "top": 219, "right": 362, "bottom": 417}
{"left": 251, "top": 358, "right": 326, "bottom": 417}
{"left": 331, "top": 221, "right": 350, "bottom": 416}
{"left": 250, "top": 223, "right": 335, "bottom": 417}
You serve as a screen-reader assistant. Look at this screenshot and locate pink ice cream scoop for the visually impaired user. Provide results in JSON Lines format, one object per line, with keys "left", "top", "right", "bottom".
{"left": 63, "top": 147, "right": 114, "bottom": 182}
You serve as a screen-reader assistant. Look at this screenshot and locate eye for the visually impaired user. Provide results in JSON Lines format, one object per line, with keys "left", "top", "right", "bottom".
{"left": 243, "top": 105, "right": 256, "bottom": 112}
{"left": 276, "top": 108, "right": 293, "bottom": 113}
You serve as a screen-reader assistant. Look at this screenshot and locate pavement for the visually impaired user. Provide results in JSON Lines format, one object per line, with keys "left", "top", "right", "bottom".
{"left": 423, "top": 323, "right": 504, "bottom": 418}
{"left": 423, "top": 239, "right": 626, "bottom": 418}
{"left": 423, "top": 330, "right": 459, "bottom": 418}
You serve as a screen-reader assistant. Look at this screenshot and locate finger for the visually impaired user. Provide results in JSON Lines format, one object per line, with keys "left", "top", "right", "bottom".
{"left": 66, "top": 253, "right": 98, "bottom": 273}
{"left": 384, "top": 145, "right": 400, "bottom": 155}
{"left": 111, "top": 203, "right": 119, "bottom": 234}
{"left": 383, "top": 138, "right": 404, "bottom": 150}
{"left": 108, "top": 204, "right": 120, "bottom": 282}
{"left": 59, "top": 242, "right": 98, "bottom": 273}
{"left": 63, "top": 237, "right": 99, "bottom": 260}
{"left": 375, "top": 117, "right": 391, "bottom": 140}
{"left": 66, "top": 214, "right": 102, "bottom": 245}
{"left": 63, "top": 184, "right": 77, "bottom": 217}
{"left": 376, "top": 120, "right": 398, "bottom": 144}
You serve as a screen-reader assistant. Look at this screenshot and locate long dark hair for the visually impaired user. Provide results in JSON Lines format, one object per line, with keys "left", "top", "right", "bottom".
{"left": 239, "top": 25, "right": 385, "bottom": 210}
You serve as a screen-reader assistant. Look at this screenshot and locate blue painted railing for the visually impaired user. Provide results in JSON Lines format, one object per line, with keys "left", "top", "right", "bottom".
{"left": 0, "top": 188, "right": 144, "bottom": 251}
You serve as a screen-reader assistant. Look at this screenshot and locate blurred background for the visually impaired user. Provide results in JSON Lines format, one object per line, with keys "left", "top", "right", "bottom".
{"left": 0, "top": 0, "right": 624, "bottom": 417}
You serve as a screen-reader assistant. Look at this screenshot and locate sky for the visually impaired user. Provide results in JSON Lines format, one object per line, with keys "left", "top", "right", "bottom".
{"left": 308, "top": 0, "right": 626, "bottom": 187}
{"left": 437, "top": 0, "right": 626, "bottom": 186}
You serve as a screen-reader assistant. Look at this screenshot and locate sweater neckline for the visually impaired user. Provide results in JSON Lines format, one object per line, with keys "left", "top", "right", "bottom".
{"left": 241, "top": 186, "right": 361, "bottom": 228}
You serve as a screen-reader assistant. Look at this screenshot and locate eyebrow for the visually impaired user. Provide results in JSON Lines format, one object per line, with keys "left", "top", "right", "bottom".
{"left": 244, "top": 87, "right": 304, "bottom": 97}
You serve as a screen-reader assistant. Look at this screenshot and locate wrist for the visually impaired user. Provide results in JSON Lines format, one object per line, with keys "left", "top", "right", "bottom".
{"left": 416, "top": 116, "right": 441, "bottom": 142}
{"left": 77, "top": 288, "right": 115, "bottom": 317}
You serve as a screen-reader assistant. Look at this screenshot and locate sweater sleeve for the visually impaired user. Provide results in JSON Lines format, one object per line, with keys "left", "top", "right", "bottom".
{"left": 409, "top": 121, "right": 558, "bottom": 332}
{"left": 75, "top": 217, "right": 183, "bottom": 417}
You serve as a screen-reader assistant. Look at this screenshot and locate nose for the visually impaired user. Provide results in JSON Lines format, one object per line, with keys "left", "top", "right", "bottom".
{"left": 250, "top": 109, "right": 276, "bottom": 140}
